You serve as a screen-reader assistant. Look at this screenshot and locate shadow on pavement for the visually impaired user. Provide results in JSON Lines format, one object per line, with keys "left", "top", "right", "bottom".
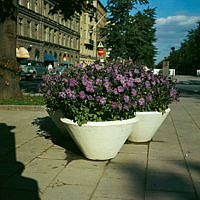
{"left": 0, "top": 123, "right": 41, "bottom": 200}
{"left": 108, "top": 158, "right": 198, "bottom": 200}
{"left": 32, "top": 117, "right": 84, "bottom": 160}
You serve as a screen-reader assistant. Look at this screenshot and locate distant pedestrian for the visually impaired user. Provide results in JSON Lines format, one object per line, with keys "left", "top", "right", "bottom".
{"left": 48, "top": 63, "right": 53, "bottom": 72}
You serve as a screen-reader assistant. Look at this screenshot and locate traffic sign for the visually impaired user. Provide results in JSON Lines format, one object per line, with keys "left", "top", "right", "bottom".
{"left": 97, "top": 41, "right": 104, "bottom": 48}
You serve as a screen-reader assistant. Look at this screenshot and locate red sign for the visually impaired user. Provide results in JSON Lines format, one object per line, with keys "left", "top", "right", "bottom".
{"left": 97, "top": 48, "right": 104, "bottom": 56}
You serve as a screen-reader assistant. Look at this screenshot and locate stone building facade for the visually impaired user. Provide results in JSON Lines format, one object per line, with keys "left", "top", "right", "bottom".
{"left": 95, "top": 0, "right": 107, "bottom": 62}
{"left": 17, "top": 0, "right": 80, "bottom": 66}
{"left": 79, "top": 0, "right": 107, "bottom": 65}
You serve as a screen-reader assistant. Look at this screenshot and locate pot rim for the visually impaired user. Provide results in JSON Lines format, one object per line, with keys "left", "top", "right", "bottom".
{"left": 60, "top": 117, "right": 139, "bottom": 127}
{"left": 136, "top": 108, "right": 171, "bottom": 115}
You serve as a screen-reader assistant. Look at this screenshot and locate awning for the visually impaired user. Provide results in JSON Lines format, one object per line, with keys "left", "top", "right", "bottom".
{"left": 16, "top": 47, "right": 30, "bottom": 58}
{"left": 44, "top": 53, "right": 57, "bottom": 62}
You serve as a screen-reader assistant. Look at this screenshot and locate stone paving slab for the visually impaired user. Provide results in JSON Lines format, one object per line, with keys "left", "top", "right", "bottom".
{"left": 42, "top": 185, "right": 95, "bottom": 200}
{"left": 145, "top": 191, "right": 196, "bottom": 200}
{"left": 93, "top": 177, "right": 144, "bottom": 200}
{"left": 50, "top": 167, "right": 103, "bottom": 186}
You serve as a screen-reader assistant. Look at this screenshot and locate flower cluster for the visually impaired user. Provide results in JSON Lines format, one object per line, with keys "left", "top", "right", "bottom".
{"left": 40, "top": 63, "right": 179, "bottom": 125}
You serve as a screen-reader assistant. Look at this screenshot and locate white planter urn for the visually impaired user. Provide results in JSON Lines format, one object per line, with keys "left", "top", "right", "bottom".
{"left": 60, "top": 117, "right": 139, "bottom": 160}
{"left": 47, "top": 109, "right": 67, "bottom": 136}
{"left": 128, "top": 108, "right": 171, "bottom": 143}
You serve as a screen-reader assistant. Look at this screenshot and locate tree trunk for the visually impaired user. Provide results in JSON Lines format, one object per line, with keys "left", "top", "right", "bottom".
{"left": 0, "top": 16, "right": 22, "bottom": 99}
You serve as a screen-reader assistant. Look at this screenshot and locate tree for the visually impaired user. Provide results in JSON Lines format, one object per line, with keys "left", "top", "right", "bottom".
{"left": 101, "top": 0, "right": 149, "bottom": 61}
{"left": 126, "top": 8, "right": 157, "bottom": 66}
{"left": 0, "top": 0, "right": 21, "bottom": 98}
{"left": 158, "top": 21, "right": 200, "bottom": 75}
{"left": 101, "top": 0, "right": 157, "bottom": 66}
{"left": 0, "top": 0, "right": 93, "bottom": 99}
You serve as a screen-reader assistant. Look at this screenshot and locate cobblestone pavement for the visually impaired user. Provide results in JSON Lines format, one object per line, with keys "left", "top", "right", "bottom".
{"left": 0, "top": 75, "right": 200, "bottom": 200}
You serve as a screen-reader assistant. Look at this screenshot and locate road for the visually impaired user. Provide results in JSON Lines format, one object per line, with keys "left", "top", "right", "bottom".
{"left": 20, "top": 79, "right": 42, "bottom": 94}
{"left": 176, "top": 75, "right": 200, "bottom": 97}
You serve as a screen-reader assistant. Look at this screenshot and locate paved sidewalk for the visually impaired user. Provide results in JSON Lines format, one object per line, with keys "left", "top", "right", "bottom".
{"left": 0, "top": 76, "right": 200, "bottom": 200}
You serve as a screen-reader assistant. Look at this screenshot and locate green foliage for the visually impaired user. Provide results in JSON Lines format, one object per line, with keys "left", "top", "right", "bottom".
{"left": 49, "top": 0, "right": 94, "bottom": 20}
{"left": 158, "top": 21, "right": 200, "bottom": 75}
{"left": 126, "top": 8, "right": 157, "bottom": 66}
{"left": 101, "top": 0, "right": 157, "bottom": 67}
{"left": 0, "top": 0, "right": 17, "bottom": 22}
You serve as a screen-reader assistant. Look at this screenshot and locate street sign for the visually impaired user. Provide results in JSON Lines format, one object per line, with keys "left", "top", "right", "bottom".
{"left": 163, "top": 61, "right": 169, "bottom": 69}
{"left": 97, "top": 48, "right": 104, "bottom": 56}
{"left": 97, "top": 41, "right": 104, "bottom": 48}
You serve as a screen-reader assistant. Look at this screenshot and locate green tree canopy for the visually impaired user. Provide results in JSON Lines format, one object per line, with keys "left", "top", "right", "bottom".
{"left": 158, "top": 21, "right": 200, "bottom": 75}
{"left": 101, "top": 0, "right": 157, "bottom": 67}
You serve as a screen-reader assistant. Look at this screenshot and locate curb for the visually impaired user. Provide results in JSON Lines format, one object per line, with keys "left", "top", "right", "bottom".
{"left": 0, "top": 105, "right": 46, "bottom": 112}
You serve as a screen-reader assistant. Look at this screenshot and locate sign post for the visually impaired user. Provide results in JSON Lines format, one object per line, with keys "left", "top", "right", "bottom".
{"left": 162, "top": 60, "right": 169, "bottom": 76}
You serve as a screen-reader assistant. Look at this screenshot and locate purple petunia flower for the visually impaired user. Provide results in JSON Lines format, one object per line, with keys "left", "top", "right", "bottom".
{"left": 106, "top": 87, "right": 113, "bottom": 93}
{"left": 111, "top": 102, "right": 118, "bottom": 109}
{"left": 86, "top": 84, "right": 95, "bottom": 92}
{"left": 138, "top": 98, "right": 145, "bottom": 106}
{"left": 131, "top": 89, "right": 137, "bottom": 96}
{"left": 96, "top": 96, "right": 101, "bottom": 102}
{"left": 95, "top": 65, "right": 102, "bottom": 70}
{"left": 134, "top": 69, "right": 139, "bottom": 74}
{"left": 170, "top": 88, "right": 177, "bottom": 99}
{"left": 69, "top": 78, "right": 78, "bottom": 87}
{"left": 146, "top": 94, "right": 153, "bottom": 101}
{"left": 123, "top": 95, "right": 130, "bottom": 103}
{"left": 103, "top": 81, "right": 110, "bottom": 88}
{"left": 79, "top": 91, "right": 86, "bottom": 99}
{"left": 96, "top": 79, "right": 102, "bottom": 85}
{"left": 145, "top": 81, "right": 151, "bottom": 89}
{"left": 87, "top": 95, "right": 93, "bottom": 100}
{"left": 47, "top": 90, "right": 51, "bottom": 95}
{"left": 99, "top": 97, "right": 106, "bottom": 105}
{"left": 134, "top": 78, "right": 141, "bottom": 83}
{"left": 113, "top": 88, "right": 118, "bottom": 95}
{"left": 117, "top": 86, "right": 124, "bottom": 93}
{"left": 65, "top": 88, "right": 76, "bottom": 99}
{"left": 59, "top": 92, "right": 66, "bottom": 98}
{"left": 106, "top": 67, "right": 112, "bottom": 73}
{"left": 123, "top": 105, "right": 129, "bottom": 110}
{"left": 62, "top": 78, "right": 68, "bottom": 83}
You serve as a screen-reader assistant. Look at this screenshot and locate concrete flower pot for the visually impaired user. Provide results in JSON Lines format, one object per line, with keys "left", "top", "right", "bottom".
{"left": 128, "top": 108, "right": 171, "bottom": 143}
{"left": 47, "top": 109, "right": 66, "bottom": 136}
{"left": 60, "top": 117, "right": 139, "bottom": 160}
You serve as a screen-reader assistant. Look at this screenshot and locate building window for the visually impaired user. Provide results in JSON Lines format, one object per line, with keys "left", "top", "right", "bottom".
{"left": 54, "top": 31, "right": 58, "bottom": 44}
{"left": 44, "top": 26, "right": 49, "bottom": 42}
{"left": 59, "top": 33, "right": 62, "bottom": 45}
{"left": 71, "top": 38, "right": 73, "bottom": 48}
{"left": 27, "top": 21, "right": 32, "bottom": 38}
{"left": 35, "top": 23, "right": 39, "bottom": 39}
{"left": 84, "top": 30, "right": 87, "bottom": 39}
{"left": 19, "top": 0, "right": 23, "bottom": 6}
{"left": 49, "top": 29, "right": 53, "bottom": 43}
{"left": 35, "top": 0, "right": 38, "bottom": 13}
{"left": 18, "top": 18, "right": 23, "bottom": 36}
{"left": 76, "top": 39, "right": 79, "bottom": 49}
{"left": 84, "top": 15, "right": 87, "bottom": 24}
{"left": 43, "top": 3, "right": 46, "bottom": 16}
{"left": 27, "top": 0, "right": 31, "bottom": 9}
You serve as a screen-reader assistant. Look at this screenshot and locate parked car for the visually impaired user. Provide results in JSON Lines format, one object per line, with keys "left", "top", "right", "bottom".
{"left": 20, "top": 65, "right": 48, "bottom": 80}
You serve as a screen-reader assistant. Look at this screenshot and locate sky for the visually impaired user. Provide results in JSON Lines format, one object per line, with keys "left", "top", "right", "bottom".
{"left": 100, "top": 0, "right": 200, "bottom": 64}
